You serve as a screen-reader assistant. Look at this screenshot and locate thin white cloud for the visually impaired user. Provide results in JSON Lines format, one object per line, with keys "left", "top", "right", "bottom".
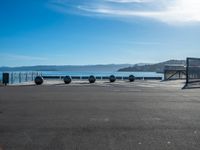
{"left": 1, "top": 54, "right": 47, "bottom": 61}
{"left": 49, "top": 0, "right": 200, "bottom": 24}
{"left": 127, "top": 41, "right": 161, "bottom": 45}
{"left": 105, "top": 0, "right": 154, "bottom": 3}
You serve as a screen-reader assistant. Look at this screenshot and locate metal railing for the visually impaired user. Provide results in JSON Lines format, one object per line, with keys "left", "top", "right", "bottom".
{"left": 42, "top": 75, "right": 162, "bottom": 80}
{"left": 1, "top": 72, "right": 41, "bottom": 85}
{"left": 34, "top": 75, "right": 162, "bottom": 85}
{"left": 1, "top": 72, "right": 163, "bottom": 85}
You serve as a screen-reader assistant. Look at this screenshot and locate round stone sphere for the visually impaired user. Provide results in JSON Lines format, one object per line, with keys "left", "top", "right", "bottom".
{"left": 34, "top": 76, "right": 44, "bottom": 85}
{"left": 109, "top": 75, "right": 116, "bottom": 82}
{"left": 89, "top": 75, "right": 96, "bottom": 83}
{"left": 63, "top": 76, "right": 72, "bottom": 84}
{"left": 129, "top": 75, "right": 135, "bottom": 82}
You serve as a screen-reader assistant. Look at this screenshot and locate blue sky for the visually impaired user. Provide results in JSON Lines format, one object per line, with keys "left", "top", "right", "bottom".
{"left": 0, "top": 0, "right": 200, "bottom": 66}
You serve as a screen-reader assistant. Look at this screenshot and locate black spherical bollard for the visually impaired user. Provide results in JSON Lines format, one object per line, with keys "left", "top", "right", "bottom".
{"left": 129, "top": 75, "right": 135, "bottom": 82}
{"left": 34, "top": 76, "right": 44, "bottom": 85}
{"left": 89, "top": 75, "right": 96, "bottom": 83}
{"left": 109, "top": 75, "right": 116, "bottom": 82}
{"left": 63, "top": 76, "right": 72, "bottom": 84}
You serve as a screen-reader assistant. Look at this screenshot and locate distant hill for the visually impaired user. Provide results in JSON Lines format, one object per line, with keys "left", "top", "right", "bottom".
{"left": 118, "top": 60, "right": 186, "bottom": 73}
{"left": 0, "top": 64, "right": 132, "bottom": 72}
{"left": 0, "top": 60, "right": 187, "bottom": 73}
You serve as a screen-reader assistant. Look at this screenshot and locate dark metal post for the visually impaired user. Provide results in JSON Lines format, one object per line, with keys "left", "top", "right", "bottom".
{"left": 186, "top": 58, "right": 189, "bottom": 86}
{"left": 164, "top": 70, "right": 166, "bottom": 80}
{"left": 3, "top": 73, "right": 9, "bottom": 86}
{"left": 31, "top": 72, "right": 34, "bottom": 81}
{"left": 19, "top": 72, "right": 21, "bottom": 83}
{"left": 11, "top": 72, "right": 14, "bottom": 84}
{"left": 26, "top": 73, "right": 28, "bottom": 82}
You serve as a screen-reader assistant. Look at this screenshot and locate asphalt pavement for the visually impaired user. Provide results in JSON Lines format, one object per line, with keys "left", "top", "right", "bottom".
{"left": 0, "top": 80, "right": 200, "bottom": 150}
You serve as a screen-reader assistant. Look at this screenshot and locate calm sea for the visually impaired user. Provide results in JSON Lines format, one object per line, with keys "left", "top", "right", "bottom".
{"left": 42, "top": 71, "right": 163, "bottom": 77}
{"left": 0, "top": 71, "right": 164, "bottom": 81}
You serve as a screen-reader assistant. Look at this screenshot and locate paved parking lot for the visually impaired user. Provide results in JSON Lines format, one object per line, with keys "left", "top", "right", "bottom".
{"left": 0, "top": 80, "right": 200, "bottom": 150}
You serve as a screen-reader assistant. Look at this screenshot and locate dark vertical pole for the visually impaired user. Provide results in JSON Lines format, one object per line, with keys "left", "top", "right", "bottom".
{"left": 19, "top": 72, "right": 21, "bottom": 83}
{"left": 3, "top": 73, "right": 9, "bottom": 86}
{"left": 26, "top": 73, "right": 28, "bottom": 82}
{"left": 186, "top": 58, "right": 189, "bottom": 86}
{"left": 11, "top": 72, "right": 14, "bottom": 84}
{"left": 32, "top": 72, "right": 34, "bottom": 81}
{"left": 164, "top": 70, "right": 166, "bottom": 80}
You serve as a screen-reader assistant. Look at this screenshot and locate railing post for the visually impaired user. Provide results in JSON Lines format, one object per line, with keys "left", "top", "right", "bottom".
{"left": 26, "top": 73, "right": 28, "bottom": 82}
{"left": 186, "top": 58, "right": 189, "bottom": 86}
{"left": 31, "top": 72, "right": 34, "bottom": 81}
{"left": 19, "top": 72, "right": 21, "bottom": 83}
{"left": 11, "top": 72, "right": 14, "bottom": 84}
{"left": 3, "top": 73, "right": 9, "bottom": 86}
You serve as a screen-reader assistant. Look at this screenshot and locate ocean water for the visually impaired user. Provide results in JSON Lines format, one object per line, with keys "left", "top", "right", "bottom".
{"left": 41, "top": 71, "right": 163, "bottom": 78}
{"left": 0, "top": 71, "right": 163, "bottom": 82}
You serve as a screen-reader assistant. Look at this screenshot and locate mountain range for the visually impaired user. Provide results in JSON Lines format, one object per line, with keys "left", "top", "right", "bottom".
{"left": 0, "top": 60, "right": 186, "bottom": 73}
{"left": 0, "top": 64, "right": 131, "bottom": 72}
{"left": 118, "top": 60, "right": 186, "bottom": 73}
